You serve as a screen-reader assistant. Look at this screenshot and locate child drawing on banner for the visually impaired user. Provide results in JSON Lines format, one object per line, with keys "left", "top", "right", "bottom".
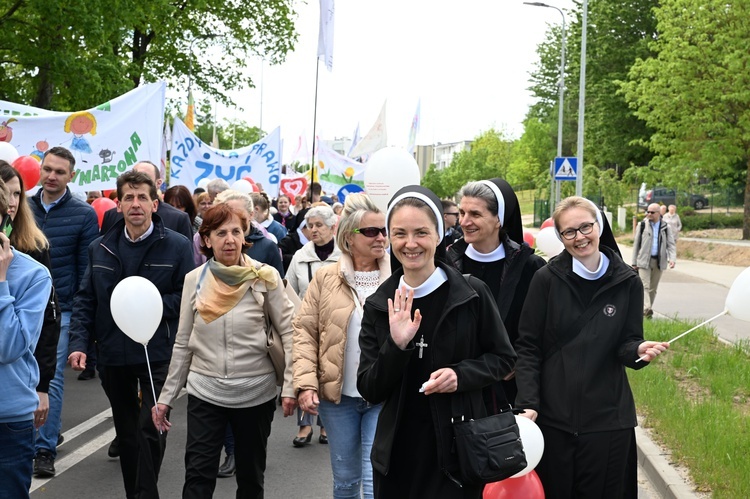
{"left": 63, "top": 111, "right": 97, "bottom": 163}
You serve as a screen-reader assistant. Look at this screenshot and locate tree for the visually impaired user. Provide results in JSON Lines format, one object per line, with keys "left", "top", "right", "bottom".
{"left": 622, "top": 0, "right": 750, "bottom": 238}
{"left": 0, "top": 0, "right": 297, "bottom": 110}
{"left": 508, "top": 117, "right": 556, "bottom": 191}
{"left": 441, "top": 129, "right": 513, "bottom": 197}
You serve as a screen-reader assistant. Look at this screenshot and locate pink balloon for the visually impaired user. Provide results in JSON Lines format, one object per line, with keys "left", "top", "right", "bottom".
{"left": 523, "top": 230, "right": 535, "bottom": 248}
{"left": 92, "top": 197, "right": 117, "bottom": 229}
{"left": 540, "top": 218, "right": 555, "bottom": 230}
{"left": 483, "top": 470, "right": 545, "bottom": 499}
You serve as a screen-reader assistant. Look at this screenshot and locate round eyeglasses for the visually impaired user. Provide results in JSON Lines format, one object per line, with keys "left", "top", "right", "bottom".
{"left": 560, "top": 221, "right": 597, "bottom": 240}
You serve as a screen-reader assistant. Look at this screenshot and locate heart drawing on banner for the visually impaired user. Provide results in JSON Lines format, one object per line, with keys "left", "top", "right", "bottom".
{"left": 280, "top": 177, "right": 308, "bottom": 199}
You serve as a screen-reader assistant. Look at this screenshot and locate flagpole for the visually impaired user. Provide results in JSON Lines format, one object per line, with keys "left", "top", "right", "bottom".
{"left": 310, "top": 58, "right": 321, "bottom": 184}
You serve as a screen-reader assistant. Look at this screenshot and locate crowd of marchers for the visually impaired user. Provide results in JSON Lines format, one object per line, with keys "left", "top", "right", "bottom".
{"left": 2, "top": 145, "right": 673, "bottom": 499}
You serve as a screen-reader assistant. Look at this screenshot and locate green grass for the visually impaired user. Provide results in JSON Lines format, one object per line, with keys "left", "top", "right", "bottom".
{"left": 516, "top": 189, "right": 535, "bottom": 218}
{"left": 629, "top": 319, "right": 750, "bottom": 497}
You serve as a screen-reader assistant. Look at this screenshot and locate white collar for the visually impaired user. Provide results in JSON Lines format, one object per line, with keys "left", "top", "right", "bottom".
{"left": 465, "top": 242, "right": 506, "bottom": 263}
{"left": 398, "top": 267, "right": 448, "bottom": 298}
{"left": 124, "top": 221, "right": 154, "bottom": 243}
{"left": 572, "top": 252, "right": 610, "bottom": 280}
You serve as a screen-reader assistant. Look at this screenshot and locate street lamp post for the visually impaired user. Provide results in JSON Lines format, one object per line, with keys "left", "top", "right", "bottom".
{"left": 524, "top": 2, "right": 566, "bottom": 207}
{"left": 575, "top": 0, "right": 588, "bottom": 197}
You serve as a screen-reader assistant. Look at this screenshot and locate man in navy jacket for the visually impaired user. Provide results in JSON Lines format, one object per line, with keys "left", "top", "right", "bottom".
{"left": 69, "top": 170, "right": 194, "bottom": 499}
{"left": 29, "top": 146, "right": 99, "bottom": 477}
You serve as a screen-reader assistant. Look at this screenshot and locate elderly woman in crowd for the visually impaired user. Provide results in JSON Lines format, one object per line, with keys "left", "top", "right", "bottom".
{"left": 515, "top": 196, "right": 669, "bottom": 498}
{"left": 286, "top": 203, "right": 340, "bottom": 445}
{"left": 357, "top": 185, "right": 515, "bottom": 498}
{"left": 447, "top": 179, "right": 546, "bottom": 407}
{"left": 293, "top": 193, "right": 390, "bottom": 498}
{"left": 153, "top": 203, "right": 296, "bottom": 498}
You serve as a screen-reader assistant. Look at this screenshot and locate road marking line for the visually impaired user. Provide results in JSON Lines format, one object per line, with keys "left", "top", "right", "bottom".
{"left": 58, "top": 407, "right": 113, "bottom": 447}
{"left": 31, "top": 427, "right": 116, "bottom": 492}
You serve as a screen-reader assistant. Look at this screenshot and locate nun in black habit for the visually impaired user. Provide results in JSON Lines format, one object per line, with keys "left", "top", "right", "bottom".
{"left": 447, "top": 178, "right": 546, "bottom": 407}
{"left": 357, "top": 185, "right": 516, "bottom": 498}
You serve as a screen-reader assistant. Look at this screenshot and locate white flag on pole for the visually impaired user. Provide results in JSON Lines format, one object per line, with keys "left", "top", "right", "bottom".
{"left": 347, "top": 122, "right": 360, "bottom": 157}
{"left": 407, "top": 99, "right": 421, "bottom": 154}
{"left": 317, "top": 0, "right": 335, "bottom": 72}
{"left": 349, "top": 101, "right": 387, "bottom": 159}
{"left": 161, "top": 118, "right": 171, "bottom": 183}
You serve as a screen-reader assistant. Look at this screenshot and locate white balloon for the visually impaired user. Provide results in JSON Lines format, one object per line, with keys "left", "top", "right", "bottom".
{"left": 110, "top": 276, "right": 164, "bottom": 345}
{"left": 197, "top": 178, "right": 211, "bottom": 189}
{"left": 535, "top": 226, "right": 565, "bottom": 258}
{"left": 230, "top": 179, "right": 254, "bottom": 194}
{"left": 0, "top": 142, "right": 19, "bottom": 164}
{"left": 725, "top": 266, "right": 750, "bottom": 322}
{"left": 363, "top": 147, "right": 421, "bottom": 213}
{"left": 513, "top": 415, "right": 545, "bottom": 477}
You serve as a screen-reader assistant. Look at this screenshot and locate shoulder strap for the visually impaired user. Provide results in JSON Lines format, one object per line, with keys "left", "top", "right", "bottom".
{"left": 307, "top": 261, "right": 313, "bottom": 282}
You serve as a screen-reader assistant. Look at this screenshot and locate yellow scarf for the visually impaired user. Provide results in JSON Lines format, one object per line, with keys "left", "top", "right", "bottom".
{"left": 196, "top": 254, "right": 278, "bottom": 323}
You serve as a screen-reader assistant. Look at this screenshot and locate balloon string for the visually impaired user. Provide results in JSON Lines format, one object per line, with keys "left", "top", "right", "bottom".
{"left": 635, "top": 309, "right": 728, "bottom": 363}
{"left": 143, "top": 345, "right": 162, "bottom": 435}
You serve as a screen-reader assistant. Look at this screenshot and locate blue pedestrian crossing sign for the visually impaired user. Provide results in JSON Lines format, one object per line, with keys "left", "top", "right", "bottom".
{"left": 554, "top": 157, "right": 577, "bottom": 181}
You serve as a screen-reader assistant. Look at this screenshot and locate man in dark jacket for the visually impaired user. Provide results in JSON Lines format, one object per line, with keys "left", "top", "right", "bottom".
{"left": 29, "top": 146, "right": 99, "bottom": 477}
{"left": 68, "top": 170, "right": 194, "bottom": 499}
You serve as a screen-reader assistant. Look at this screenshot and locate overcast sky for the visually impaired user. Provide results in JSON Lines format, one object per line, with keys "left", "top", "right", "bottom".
{"left": 199, "top": 0, "right": 574, "bottom": 158}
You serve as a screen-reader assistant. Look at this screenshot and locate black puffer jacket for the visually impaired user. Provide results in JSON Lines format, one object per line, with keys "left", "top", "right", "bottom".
{"left": 515, "top": 247, "right": 647, "bottom": 435}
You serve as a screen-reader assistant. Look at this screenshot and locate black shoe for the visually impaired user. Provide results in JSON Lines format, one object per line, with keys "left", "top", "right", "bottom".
{"left": 34, "top": 451, "right": 56, "bottom": 478}
{"left": 319, "top": 434, "right": 328, "bottom": 444}
{"left": 77, "top": 369, "right": 96, "bottom": 381}
{"left": 217, "top": 454, "right": 236, "bottom": 478}
{"left": 292, "top": 428, "right": 313, "bottom": 447}
{"left": 57, "top": 433, "right": 64, "bottom": 447}
{"left": 108, "top": 436, "right": 120, "bottom": 458}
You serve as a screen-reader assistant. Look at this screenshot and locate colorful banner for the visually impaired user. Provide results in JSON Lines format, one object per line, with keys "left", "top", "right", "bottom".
{"left": 0, "top": 82, "right": 165, "bottom": 191}
{"left": 169, "top": 117, "right": 282, "bottom": 197}
{"left": 316, "top": 140, "right": 364, "bottom": 195}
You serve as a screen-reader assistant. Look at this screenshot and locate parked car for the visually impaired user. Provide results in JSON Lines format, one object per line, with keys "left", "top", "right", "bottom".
{"left": 638, "top": 187, "right": 709, "bottom": 210}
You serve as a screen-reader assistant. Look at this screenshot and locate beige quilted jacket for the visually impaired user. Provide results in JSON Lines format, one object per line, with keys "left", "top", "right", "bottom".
{"left": 292, "top": 252, "right": 390, "bottom": 403}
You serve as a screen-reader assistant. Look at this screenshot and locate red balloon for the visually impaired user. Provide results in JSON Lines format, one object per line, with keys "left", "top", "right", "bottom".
{"left": 483, "top": 470, "right": 545, "bottom": 499}
{"left": 12, "top": 156, "right": 41, "bottom": 190}
{"left": 103, "top": 189, "right": 116, "bottom": 199}
{"left": 91, "top": 197, "right": 117, "bottom": 229}
{"left": 523, "top": 230, "right": 536, "bottom": 248}
{"left": 540, "top": 218, "right": 555, "bottom": 230}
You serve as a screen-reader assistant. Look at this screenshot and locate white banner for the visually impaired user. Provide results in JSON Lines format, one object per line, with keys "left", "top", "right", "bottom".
{"left": 169, "top": 118, "right": 282, "bottom": 197}
{"left": 0, "top": 82, "right": 165, "bottom": 191}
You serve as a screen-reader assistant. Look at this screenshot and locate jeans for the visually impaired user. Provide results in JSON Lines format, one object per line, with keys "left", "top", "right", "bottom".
{"left": 35, "top": 311, "right": 70, "bottom": 457}
{"left": 0, "top": 420, "right": 35, "bottom": 499}
{"left": 297, "top": 407, "right": 323, "bottom": 429}
{"left": 318, "top": 396, "right": 381, "bottom": 499}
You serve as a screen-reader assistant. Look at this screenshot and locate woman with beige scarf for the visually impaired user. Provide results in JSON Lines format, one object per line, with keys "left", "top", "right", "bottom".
{"left": 152, "top": 203, "right": 296, "bottom": 498}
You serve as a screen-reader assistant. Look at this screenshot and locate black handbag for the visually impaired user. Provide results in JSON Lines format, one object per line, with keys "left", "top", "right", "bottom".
{"left": 451, "top": 397, "right": 527, "bottom": 485}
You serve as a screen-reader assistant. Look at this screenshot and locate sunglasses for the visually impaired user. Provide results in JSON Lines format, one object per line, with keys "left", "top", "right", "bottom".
{"left": 445, "top": 212, "right": 460, "bottom": 217}
{"left": 646, "top": 211, "right": 658, "bottom": 214}
{"left": 354, "top": 227, "right": 387, "bottom": 238}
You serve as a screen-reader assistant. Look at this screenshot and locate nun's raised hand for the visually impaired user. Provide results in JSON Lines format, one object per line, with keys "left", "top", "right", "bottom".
{"left": 388, "top": 286, "right": 422, "bottom": 350}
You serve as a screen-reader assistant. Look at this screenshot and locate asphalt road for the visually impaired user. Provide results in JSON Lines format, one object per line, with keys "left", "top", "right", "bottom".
{"left": 30, "top": 367, "right": 331, "bottom": 498}
{"left": 29, "top": 365, "right": 660, "bottom": 498}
